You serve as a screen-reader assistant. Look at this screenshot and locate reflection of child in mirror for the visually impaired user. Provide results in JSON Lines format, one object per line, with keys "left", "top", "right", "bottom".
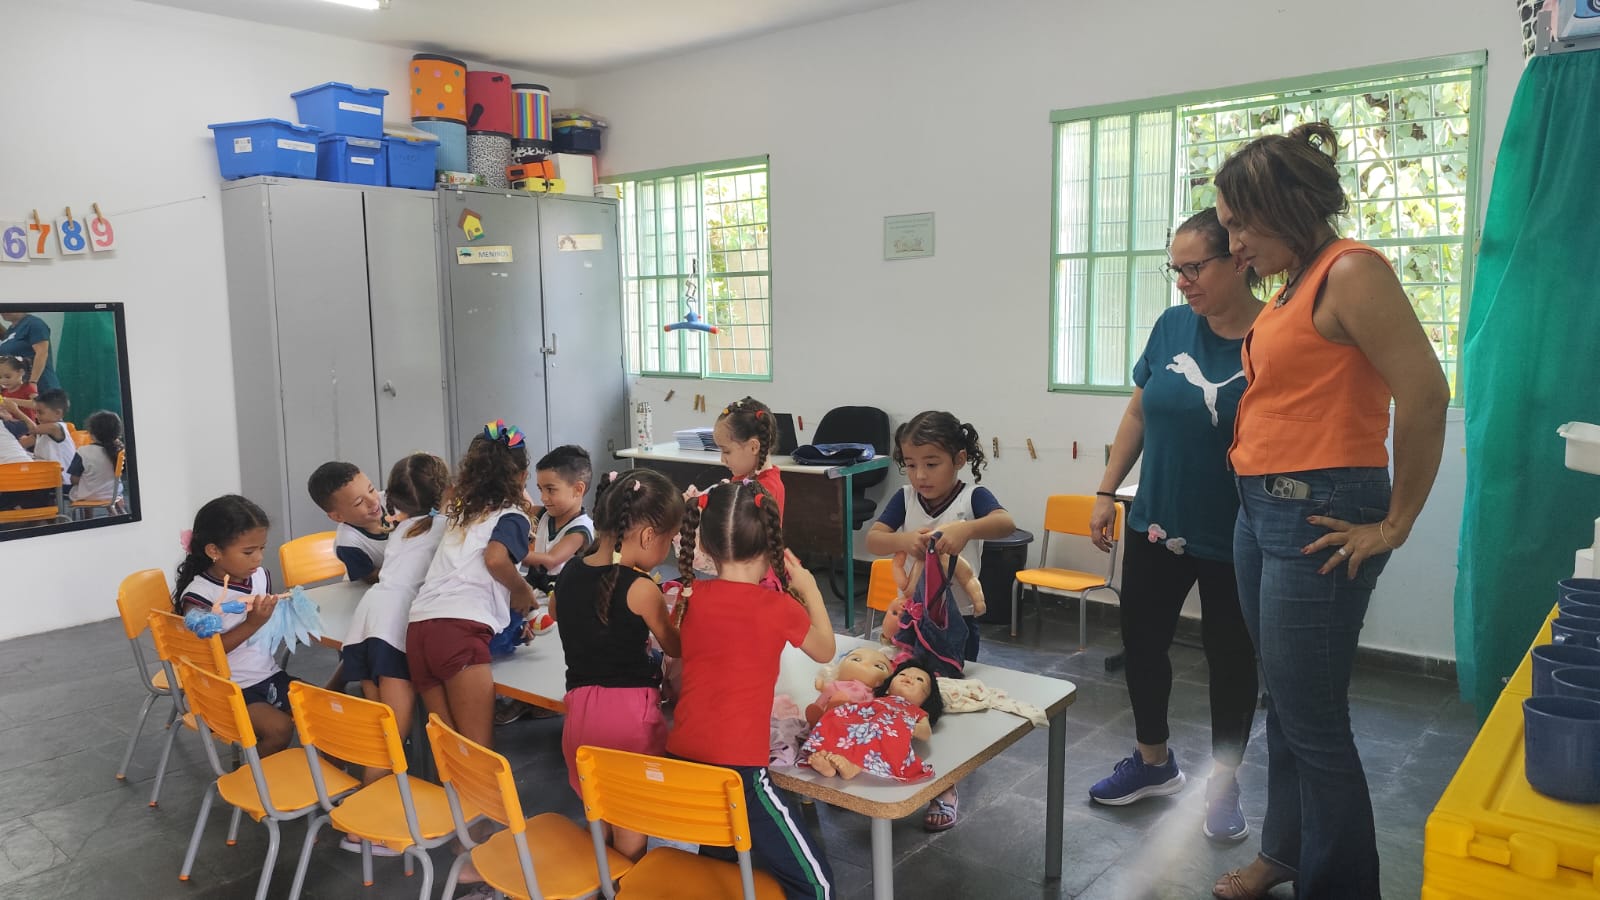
{"left": 0, "top": 400, "right": 54, "bottom": 513}
{"left": 0, "top": 356, "right": 36, "bottom": 423}
{"left": 69, "top": 410, "right": 122, "bottom": 505}
{"left": 27, "top": 390, "right": 74, "bottom": 486}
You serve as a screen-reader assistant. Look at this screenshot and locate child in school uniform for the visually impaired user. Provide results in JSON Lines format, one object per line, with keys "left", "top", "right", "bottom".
{"left": 0, "top": 400, "right": 51, "bottom": 513}
{"left": 553, "top": 468, "right": 683, "bottom": 859}
{"left": 173, "top": 495, "right": 294, "bottom": 755}
{"left": 670, "top": 479, "right": 836, "bottom": 900}
{"left": 308, "top": 460, "right": 391, "bottom": 584}
{"left": 865, "top": 410, "right": 1015, "bottom": 832}
{"left": 406, "top": 421, "right": 537, "bottom": 751}
{"left": 27, "top": 390, "right": 75, "bottom": 487}
{"left": 67, "top": 410, "right": 122, "bottom": 508}
{"left": 0, "top": 356, "right": 37, "bottom": 423}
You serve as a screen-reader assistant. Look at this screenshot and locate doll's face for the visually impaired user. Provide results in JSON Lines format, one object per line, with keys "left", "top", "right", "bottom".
{"left": 887, "top": 667, "right": 933, "bottom": 707}
{"left": 837, "top": 648, "right": 893, "bottom": 688}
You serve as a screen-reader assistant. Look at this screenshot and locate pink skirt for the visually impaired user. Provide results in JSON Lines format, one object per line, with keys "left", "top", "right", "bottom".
{"left": 561, "top": 685, "right": 667, "bottom": 798}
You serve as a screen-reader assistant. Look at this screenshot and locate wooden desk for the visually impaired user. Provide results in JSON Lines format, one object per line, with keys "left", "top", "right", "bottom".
{"left": 308, "top": 581, "right": 567, "bottom": 712}
{"left": 617, "top": 444, "right": 892, "bottom": 629}
{"left": 773, "top": 636, "right": 1077, "bottom": 900}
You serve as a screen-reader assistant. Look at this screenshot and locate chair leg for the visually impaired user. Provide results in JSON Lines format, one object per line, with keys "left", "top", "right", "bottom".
{"left": 407, "top": 848, "right": 433, "bottom": 900}
{"left": 227, "top": 807, "right": 244, "bottom": 845}
{"left": 179, "top": 786, "right": 215, "bottom": 881}
{"left": 361, "top": 840, "right": 374, "bottom": 887}
{"left": 442, "top": 851, "right": 470, "bottom": 900}
{"left": 1010, "top": 582, "right": 1020, "bottom": 638}
{"left": 163, "top": 701, "right": 179, "bottom": 729}
{"left": 287, "top": 813, "right": 327, "bottom": 900}
{"left": 256, "top": 818, "right": 282, "bottom": 900}
{"left": 1078, "top": 592, "right": 1088, "bottom": 652}
{"left": 116, "top": 692, "right": 159, "bottom": 780}
{"left": 148, "top": 711, "right": 183, "bottom": 807}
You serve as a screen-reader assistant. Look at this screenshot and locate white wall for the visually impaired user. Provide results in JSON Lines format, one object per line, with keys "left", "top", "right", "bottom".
{"left": 0, "top": 0, "right": 574, "bottom": 642}
{"left": 579, "top": 0, "right": 1523, "bottom": 659}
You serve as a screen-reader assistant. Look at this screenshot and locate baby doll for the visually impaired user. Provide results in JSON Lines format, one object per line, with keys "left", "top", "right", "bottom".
{"left": 803, "top": 657, "right": 943, "bottom": 782}
{"left": 806, "top": 645, "right": 895, "bottom": 727}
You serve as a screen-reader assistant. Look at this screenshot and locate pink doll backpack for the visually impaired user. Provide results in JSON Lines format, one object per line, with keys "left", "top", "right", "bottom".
{"left": 890, "top": 535, "right": 968, "bottom": 678}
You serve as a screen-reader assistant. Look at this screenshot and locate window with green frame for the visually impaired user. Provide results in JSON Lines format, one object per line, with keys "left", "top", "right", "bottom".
{"left": 1049, "top": 53, "right": 1484, "bottom": 398}
{"left": 611, "top": 156, "right": 771, "bottom": 380}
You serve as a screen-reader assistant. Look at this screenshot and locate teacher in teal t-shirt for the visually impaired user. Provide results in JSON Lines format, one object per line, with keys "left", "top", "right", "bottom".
{"left": 1084, "top": 208, "right": 1265, "bottom": 844}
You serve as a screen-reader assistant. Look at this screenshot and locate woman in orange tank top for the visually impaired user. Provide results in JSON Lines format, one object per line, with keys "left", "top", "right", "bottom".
{"left": 1208, "top": 124, "right": 1449, "bottom": 900}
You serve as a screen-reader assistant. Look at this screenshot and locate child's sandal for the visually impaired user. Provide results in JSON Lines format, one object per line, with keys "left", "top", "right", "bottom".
{"left": 923, "top": 788, "right": 958, "bottom": 832}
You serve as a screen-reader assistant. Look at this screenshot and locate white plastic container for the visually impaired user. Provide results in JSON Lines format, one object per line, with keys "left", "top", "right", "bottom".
{"left": 1558, "top": 422, "right": 1600, "bottom": 474}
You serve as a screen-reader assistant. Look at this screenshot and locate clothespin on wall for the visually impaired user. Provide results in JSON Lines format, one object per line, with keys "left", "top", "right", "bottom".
{"left": 664, "top": 390, "right": 675, "bottom": 402}
{"left": 1026, "top": 438, "right": 1037, "bottom": 460}
{"left": 992, "top": 437, "right": 1000, "bottom": 459}
{"left": 64, "top": 206, "right": 73, "bottom": 222}
{"left": 93, "top": 202, "right": 104, "bottom": 222}
{"left": 31, "top": 209, "right": 40, "bottom": 226}
{"left": 798, "top": 415, "right": 804, "bottom": 431}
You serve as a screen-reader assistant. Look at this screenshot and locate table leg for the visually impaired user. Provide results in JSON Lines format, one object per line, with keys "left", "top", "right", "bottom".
{"left": 870, "top": 816, "right": 893, "bottom": 900}
{"left": 1045, "top": 711, "right": 1066, "bottom": 880}
{"left": 842, "top": 473, "right": 856, "bottom": 630}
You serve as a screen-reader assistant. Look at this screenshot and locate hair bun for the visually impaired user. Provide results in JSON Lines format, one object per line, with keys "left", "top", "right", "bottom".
{"left": 1287, "top": 122, "right": 1339, "bottom": 158}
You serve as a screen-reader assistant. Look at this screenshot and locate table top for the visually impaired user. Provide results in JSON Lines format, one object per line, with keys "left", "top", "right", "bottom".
{"left": 618, "top": 444, "right": 890, "bottom": 479}
{"left": 306, "top": 581, "right": 569, "bottom": 711}
{"left": 307, "top": 583, "right": 1077, "bottom": 816}
{"left": 769, "top": 635, "right": 1076, "bottom": 819}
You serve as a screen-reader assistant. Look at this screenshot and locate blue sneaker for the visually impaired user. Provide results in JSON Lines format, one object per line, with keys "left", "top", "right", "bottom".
{"left": 1089, "top": 748, "right": 1186, "bottom": 805}
{"left": 1203, "top": 775, "right": 1249, "bottom": 842}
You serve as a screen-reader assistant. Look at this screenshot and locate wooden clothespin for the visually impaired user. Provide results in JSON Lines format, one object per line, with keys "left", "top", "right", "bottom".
{"left": 798, "top": 415, "right": 804, "bottom": 431}
{"left": 1026, "top": 438, "right": 1037, "bottom": 460}
{"left": 31, "top": 209, "right": 40, "bottom": 226}
{"left": 992, "top": 437, "right": 1000, "bottom": 459}
{"left": 664, "top": 389, "right": 675, "bottom": 402}
{"left": 93, "top": 202, "right": 104, "bottom": 222}
{"left": 65, "top": 206, "right": 73, "bottom": 222}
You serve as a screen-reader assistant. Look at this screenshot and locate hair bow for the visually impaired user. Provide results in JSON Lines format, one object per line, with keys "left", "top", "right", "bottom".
{"left": 753, "top": 493, "right": 764, "bottom": 508}
{"left": 179, "top": 529, "right": 194, "bottom": 553}
{"left": 483, "top": 418, "right": 525, "bottom": 448}
{"left": 696, "top": 492, "right": 711, "bottom": 510}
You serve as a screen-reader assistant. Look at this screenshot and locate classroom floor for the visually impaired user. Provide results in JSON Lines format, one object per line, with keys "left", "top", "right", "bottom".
{"left": 0, "top": 599, "right": 1477, "bottom": 899}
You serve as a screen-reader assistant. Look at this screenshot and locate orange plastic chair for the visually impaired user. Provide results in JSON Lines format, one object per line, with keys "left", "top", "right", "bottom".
{"left": 864, "top": 557, "right": 900, "bottom": 636}
{"left": 279, "top": 531, "right": 345, "bottom": 588}
{"left": 428, "top": 714, "right": 627, "bottom": 900}
{"left": 1013, "top": 494, "right": 1123, "bottom": 648}
{"left": 146, "top": 609, "right": 233, "bottom": 809}
{"left": 69, "top": 425, "right": 90, "bottom": 447}
{"left": 576, "top": 746, "right": 785, "bottom": 900}
{"left": 115, "top": 570, "right": 179, "bottom": 784}
{"left": 285, "top": 684, "right": 482, "bottom": 900}
{"left": 0, "top": 460, "right": 65, "bottom": 524}
{"left": 70, "top": 449, "right": 126, "bottom": 519}
{"left": 174, "top": 660, "right": 359, "bottom": 900}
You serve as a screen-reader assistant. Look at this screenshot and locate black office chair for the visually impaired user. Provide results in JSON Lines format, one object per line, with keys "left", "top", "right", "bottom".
{"left": 811, "top": 405, "right": 891, "bottom": 598}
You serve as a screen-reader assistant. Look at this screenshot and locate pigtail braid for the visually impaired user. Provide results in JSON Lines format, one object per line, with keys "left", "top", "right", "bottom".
{"left": 960, "top": 421, "right": 988, "bottom": 482}
{"left": 596, "top": 478, "right": 637, "bottom": 627}
{"left": 752, "top": 483, "right": 796, "bottom": 601}
{"left": 675, "top": 499, "right": 703, "bottom": 626}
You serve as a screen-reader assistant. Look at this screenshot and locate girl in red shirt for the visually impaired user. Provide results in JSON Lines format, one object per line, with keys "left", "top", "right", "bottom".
{"left": 0, "top": 356, "right": 37, "bottom": 424}
{"left": 668, "top": 479, "right": 835, "bottom": 900}
{"left": 713, "top": 396, "right": 784, "bottom": 513}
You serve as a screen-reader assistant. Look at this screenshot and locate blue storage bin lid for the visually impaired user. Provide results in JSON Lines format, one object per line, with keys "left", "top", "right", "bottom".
{"left": 290, "top": 81, "right": 390, "bottom": 99}
{"left": 316, "top": 134, "right": 386, "bottom": 147}
{"left": 384, "top": 135, "right": 438, "bottom": 146}
{"left": 207, "top": 118, "right": 322, "bottom": 134}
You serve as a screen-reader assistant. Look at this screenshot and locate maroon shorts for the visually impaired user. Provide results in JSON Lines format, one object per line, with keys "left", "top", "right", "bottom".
{"left": 405, "top": 618, "right": 493, "bottom": 692}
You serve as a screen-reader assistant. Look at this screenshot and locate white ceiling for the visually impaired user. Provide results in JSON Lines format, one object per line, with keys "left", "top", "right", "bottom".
{"left": 137, "top": 0, "right": 912, "bottom": 76}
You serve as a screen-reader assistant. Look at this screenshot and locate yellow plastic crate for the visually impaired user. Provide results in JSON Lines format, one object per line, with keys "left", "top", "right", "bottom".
{"left": 1424, "top": 605, "right": 1600, "bottom": 899}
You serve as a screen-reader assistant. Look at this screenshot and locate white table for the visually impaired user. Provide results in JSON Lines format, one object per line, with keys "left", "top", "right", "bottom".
{"left": 771, "top": 636, "right": 1076, "bottom": 900}
{"left": 617, "top": 444, "right": 892, "bottom": 628}
{"left": 308, "top": 585, "right": 1077, "bottom": 900}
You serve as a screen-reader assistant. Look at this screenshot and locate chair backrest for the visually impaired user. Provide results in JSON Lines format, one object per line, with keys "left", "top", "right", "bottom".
{"left": 177, "top": 657, "right": 256, "bottom": 749}
{"left": 0, "top": 460, "right": 62, "bottom": 491}
{"left": 279, "top": 531, "right": 344, "bottom": 588}
{"left": 426, "top": 713, "right": 525, "bottom": 832}
{"left": 812, "top": 406, "right": 892, "bottom": 489}
{"left": 289, "top": 682, "right": 406, "bottom": 774}
{"left": 114, "top": 449, "right": 125, "bottom": 479}
{"left": 866, "top": 557, "right": 899, "bottom": 613}
{"left": 147, "top": 609, "right": 232, "bottom": 681}
{"left": 575, "top": 746, "right": 752, "bottom": 851}
{"left": 116, "top": 569, "right": 172, "bottom": 640}
{"left": 70, "top": 427, "right": 91, "bottom": 447}
{"left": 1042, "top": 494, "right": 1122, "bottom": 541}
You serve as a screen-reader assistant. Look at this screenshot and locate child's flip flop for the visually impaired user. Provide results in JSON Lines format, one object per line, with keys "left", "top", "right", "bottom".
{"left": 924, "top": 788, "right": 959, "bottom": 832}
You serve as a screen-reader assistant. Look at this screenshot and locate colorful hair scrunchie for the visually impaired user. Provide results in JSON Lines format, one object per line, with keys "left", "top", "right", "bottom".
{"left": 483, "top": 418, "right": 525, "bottom": 448}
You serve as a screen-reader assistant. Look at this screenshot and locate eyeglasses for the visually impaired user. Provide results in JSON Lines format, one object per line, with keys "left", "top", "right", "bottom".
{"left": 1160, "top": 255, "right": 1228, "bottom": 284}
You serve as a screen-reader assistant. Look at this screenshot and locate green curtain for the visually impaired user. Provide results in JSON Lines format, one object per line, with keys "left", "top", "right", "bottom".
{"left": 1456, "top": 50, "right": 1600, "bottom": 715}
{"left": 56, "top": 311, "right": 121, "bottom": 428}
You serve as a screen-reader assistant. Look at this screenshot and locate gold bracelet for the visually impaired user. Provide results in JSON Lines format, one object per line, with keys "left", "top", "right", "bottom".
{"left": 1379, "top": 521, "right": 1399, "bottom": 550}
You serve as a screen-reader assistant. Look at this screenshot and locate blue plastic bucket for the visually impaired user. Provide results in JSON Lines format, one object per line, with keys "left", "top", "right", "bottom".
{"left": 1532, "top": 643, "right": 1600, "bottom": 696}
{"left": 1524, "top": 695, "right": 1600, "bottom": 803}
{"left": 386, "top": 138, "right": 438, "bottom": 190}
{"left": 413, "top": 120, "right": 467, "bottom": 173}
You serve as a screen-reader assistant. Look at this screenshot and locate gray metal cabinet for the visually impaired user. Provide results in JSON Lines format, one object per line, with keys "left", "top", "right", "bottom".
{"left": 437, "top": 188, "right": 627, "bottom": 467}
{"left": 220, "top": 177, "right": 448, "bottom": 550}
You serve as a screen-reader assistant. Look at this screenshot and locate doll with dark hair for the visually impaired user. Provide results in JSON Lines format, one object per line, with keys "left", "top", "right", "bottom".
{"left": 802, "top": 656, "right": 942, "bottom": 782}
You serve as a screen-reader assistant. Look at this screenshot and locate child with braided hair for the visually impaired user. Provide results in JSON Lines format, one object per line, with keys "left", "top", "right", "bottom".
{"left": 667, "top": 479, "right": 837, "bottom": 900}
{"left": 552, "top": 468, "right": 683, "bottom": 860}
{"left": 713, "top": 395, "right": 785, "bottom": 513}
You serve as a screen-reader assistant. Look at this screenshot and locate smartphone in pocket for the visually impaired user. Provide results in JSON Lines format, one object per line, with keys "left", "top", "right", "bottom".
{"left": 1267, "top": 475, "right": 1312, "bottom": 500}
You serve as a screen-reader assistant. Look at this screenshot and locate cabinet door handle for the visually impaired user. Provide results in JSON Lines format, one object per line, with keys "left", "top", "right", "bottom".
{"left": 542, "top": 333, "right": 558, "bottom": 356}
{"left": 382, "top": 380, "right": 396, "bottom": 396}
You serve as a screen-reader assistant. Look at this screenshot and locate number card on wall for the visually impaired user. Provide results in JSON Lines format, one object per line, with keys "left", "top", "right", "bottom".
{"left": 56, "top": 215, "right": 88, "bottom": 255}
{"left": 0, "top": 224, "right": 26, "bottom": 263}
{"left": 27, "top": 220, "right": 54, "bottom": 259}
{"left": 87, "top": 213, "right": 116, "bottom": 252}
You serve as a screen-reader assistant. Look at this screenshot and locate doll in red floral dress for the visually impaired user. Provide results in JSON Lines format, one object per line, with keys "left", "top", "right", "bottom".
{"left": 803, "top": 657, "right": 943, "bottom": 781}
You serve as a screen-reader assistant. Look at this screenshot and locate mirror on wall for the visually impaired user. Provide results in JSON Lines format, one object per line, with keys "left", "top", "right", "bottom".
{"left": 0, "top": 302, "right": 140, "bottom": 539}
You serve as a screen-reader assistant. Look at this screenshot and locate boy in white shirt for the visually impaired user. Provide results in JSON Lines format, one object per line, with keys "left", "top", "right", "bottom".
{"left": 28, "top": 390, "right": 76, "bottom": 486}
{"left": 307, "top": 461, "right": 390, "bottom": 584}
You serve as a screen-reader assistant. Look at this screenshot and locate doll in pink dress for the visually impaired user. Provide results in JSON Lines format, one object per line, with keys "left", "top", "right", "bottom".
{"left": 803, "top": 657, "right": 944, "bottom": 782}
{"left": 805, "top": 645, "right": 894, "bottom": 727}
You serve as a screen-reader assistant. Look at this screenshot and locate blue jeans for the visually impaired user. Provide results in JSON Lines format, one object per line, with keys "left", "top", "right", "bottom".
{"left": 1234, "top": 468, "right": 1392, "bottom": 900}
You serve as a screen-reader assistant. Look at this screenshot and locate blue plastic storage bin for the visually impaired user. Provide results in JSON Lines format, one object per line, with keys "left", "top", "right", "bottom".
{"left": 290, "top": 82, "right": 388, "bottom": 138}
{"left": 207, "top": 119, "right": 321, "bottom": 180}
{"left": 386, "top": 137, "right": 438, "bottom": 190}
{"left": 316, "top": 135, "right": 387, "bottom": 186}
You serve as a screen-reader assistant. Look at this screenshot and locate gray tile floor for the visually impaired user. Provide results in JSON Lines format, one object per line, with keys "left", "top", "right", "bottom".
{"left": 0, "top": 600, "right": 1477, "bottom": 899}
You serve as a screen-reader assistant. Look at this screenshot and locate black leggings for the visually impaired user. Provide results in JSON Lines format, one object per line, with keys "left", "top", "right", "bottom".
{"left": 1119, "top": 535, "right": 1258, "bottom": 766}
